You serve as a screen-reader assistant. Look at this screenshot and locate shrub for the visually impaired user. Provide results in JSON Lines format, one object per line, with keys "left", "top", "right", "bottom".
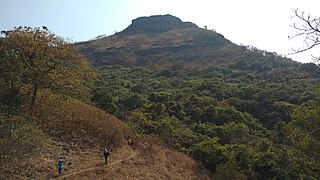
{"left": 33, "top": 90, "right": 132, "bottom": 149}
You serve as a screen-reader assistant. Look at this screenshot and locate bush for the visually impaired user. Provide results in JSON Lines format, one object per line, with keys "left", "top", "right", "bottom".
{"left": 33, "top": 90, "right": 132, "bottom": 149}
{"left": 191, "top": 137, "right": 227, "bottom": 172}
{"left": 0, "top": 114, "right": 47, "bottom": 167}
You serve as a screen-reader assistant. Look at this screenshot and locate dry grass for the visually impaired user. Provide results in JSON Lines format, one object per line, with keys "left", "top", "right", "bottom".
{"left": 28, "top": 135, "right": 212, "bottom": 179}
{"left": 75, "top": 27, "right": 238, "bottom": 68}
{"left": 33, "top": 90, "right": 133, "bottom": 149}
{"left": 3, "top": 90, "right": 212, "bottom": 179}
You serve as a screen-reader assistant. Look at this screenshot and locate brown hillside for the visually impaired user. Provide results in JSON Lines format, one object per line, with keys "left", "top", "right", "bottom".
{"left": 75, "top": 15, "right": 241, "bottom": 68}
{"left": 1, "top": 91, "right": 211, "bottom": 179}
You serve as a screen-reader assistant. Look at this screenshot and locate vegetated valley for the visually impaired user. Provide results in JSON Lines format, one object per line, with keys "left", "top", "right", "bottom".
{"left": 1, "top": 15, "right": 319, "bottom": 179}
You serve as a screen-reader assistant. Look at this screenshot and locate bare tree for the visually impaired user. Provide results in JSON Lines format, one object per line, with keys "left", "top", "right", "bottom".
{"left": 290, "top": 9, "right": 320, "bottom": 61}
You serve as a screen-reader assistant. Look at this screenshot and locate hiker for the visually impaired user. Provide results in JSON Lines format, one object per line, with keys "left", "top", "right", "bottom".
{"left": 128, "top": 139, "right": 133, "bottom": 146}
{"left": 103, "top": 148, "right": 110, "bottom": 165}
{"left": 57, "top": 157, "right": 64, "bottom": 176}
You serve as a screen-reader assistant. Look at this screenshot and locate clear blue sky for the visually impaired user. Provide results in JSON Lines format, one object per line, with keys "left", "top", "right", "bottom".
{"left": 1, "top": 0, "right": 319, "bottom": 63}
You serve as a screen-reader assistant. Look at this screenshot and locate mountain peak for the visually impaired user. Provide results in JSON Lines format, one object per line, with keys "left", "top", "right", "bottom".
{"left": 120, "top": 14, "right": 198, "bottom": 35}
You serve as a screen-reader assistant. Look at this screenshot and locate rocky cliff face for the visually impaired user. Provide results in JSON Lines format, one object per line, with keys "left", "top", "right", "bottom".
{"left": 120, "top": 14, "right": 198, "bottom": 35}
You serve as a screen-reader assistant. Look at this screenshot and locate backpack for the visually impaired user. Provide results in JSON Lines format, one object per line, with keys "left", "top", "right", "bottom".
{"left": 104, "top": 150, "right": 110, "bottom": 157}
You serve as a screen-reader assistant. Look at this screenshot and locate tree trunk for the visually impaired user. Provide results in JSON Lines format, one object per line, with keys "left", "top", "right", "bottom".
{"left": 30, "top": 85, "right": 38, "bottom": 108}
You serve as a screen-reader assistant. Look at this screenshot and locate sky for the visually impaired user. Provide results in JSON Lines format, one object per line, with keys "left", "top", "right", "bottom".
{"left": 1, "top": 0, "right": 319, "bottom": 63}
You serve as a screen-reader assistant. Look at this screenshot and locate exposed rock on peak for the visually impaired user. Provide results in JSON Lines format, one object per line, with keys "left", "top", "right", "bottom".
{"left": 120, "top": 14, "right": 198, "bottom": 35}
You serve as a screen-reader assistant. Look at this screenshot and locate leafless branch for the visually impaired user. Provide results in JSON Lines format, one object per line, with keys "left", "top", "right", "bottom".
{"left": 289, "top": 9, "right": 320, "bottom": 60}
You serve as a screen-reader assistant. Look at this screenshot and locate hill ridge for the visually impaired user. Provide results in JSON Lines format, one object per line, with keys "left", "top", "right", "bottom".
{"left": 75, "top": 14, "right": 235, "bottom": 67}
{"left": 120, "top": 14, "right": 198, "bottom": 35}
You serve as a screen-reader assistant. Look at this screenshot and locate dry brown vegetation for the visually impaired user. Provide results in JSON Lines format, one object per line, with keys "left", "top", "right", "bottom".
{"left": 1, "top": 90, "right": 211, "bottom": 179}
{"left": 75, "top": 27, "right": 240, "bottom": 68}
{"left": 32, "top": 90, "right": 132, "bottom": 149}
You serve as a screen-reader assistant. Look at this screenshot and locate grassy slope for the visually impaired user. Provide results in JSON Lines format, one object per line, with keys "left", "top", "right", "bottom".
{"left": 75, "top": 27, "right": 240, "bottom": 68}
{"left": 4, "top": 90, "right": 211, "bottom": 179}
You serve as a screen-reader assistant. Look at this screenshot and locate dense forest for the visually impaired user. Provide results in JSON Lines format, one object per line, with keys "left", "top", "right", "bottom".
{"left": 1, "top": 13, "right": 320, "bottom": 179}
{"left": 90, "top": 48, "right": 320, "bottom": 178}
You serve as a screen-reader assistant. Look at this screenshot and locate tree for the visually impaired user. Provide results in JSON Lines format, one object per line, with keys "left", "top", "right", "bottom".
{"left": 119, "top": 93, "right": 145, "bottom": 111}
{"left": 285, "top": 100, "right": 320, "bottom": 178}
{"left": 91, "top": 90, "right": 117, "bottom": 114}
{"left": 0, "top": 27, "right": 96, "bottom": 110}
{"left": 191, "top": 137, "right": 227, "bottom": 172}
{"left": 290, "top": 9, "right": 320, "bottom": 62}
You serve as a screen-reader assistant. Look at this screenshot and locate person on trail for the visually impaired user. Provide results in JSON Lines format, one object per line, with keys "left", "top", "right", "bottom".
{"left": 128, "top": 139, "right": 133, "bottom": 146}
{"left": 103, "top": 149, "right": 110, "bottom": 165}
{"left": 57, "top": 157, "right": 64, "bottom": 176}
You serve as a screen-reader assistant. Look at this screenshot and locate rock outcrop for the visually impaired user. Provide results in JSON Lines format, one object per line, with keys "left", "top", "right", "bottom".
{"left": 120, "top": 14, "right": 198, "bottom": 35}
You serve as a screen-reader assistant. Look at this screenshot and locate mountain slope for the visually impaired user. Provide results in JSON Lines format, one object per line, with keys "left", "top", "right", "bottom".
{"left": 0, "top": 90, "right": 211, "bottom": 179}
{"left": 75, "top": 15, "right": 240, "bottom": 67}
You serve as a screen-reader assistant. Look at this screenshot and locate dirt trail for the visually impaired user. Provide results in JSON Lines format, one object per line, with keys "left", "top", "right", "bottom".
{"left": 55, "top": 152, "right": 138, "bottom": 179}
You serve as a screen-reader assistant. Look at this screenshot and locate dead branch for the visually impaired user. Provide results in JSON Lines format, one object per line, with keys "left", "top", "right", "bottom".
{"left": 289, "top": 9, "right": 320, "bottom": 57}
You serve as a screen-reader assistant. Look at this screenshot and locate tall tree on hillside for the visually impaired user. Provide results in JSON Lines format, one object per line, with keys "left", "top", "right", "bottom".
{"left": 0, "top": 27, "right": 96, "bottom": 111}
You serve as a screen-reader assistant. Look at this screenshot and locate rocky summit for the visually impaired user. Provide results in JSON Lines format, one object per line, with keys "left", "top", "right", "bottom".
{"left": 120, "top": 14, "right": 198, "bottom": 35}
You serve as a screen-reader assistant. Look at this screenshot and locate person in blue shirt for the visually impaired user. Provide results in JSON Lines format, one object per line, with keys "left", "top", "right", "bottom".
{"left": 57, "top": 157, "right": 64, "bottom": 176}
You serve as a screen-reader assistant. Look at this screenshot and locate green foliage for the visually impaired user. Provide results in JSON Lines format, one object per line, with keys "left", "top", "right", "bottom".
{"left": 307, "top": 83, "right": 320, "bottom": 98}
{"left": 119, "top": 93, "right": 145, "bottom": 111}
{"left": 283, "top": 100, "right": 320, "bottom": 178}
{"left": 124, "top": 111, "right": 153, "bottom": 134}
{"left": 214, "top": 160, "right": 247, "bottom": 180}
{"left": 1, "top": 24, "right": 316, "bottom": 178}
{"left": 91, "top": 90, "right": 117, "bottom": 114}
{"left": 191, "top": 137, "right": 227, "bottom": 172}
{"left": 90, "top": 51, "right": 318, "bottom": 178}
